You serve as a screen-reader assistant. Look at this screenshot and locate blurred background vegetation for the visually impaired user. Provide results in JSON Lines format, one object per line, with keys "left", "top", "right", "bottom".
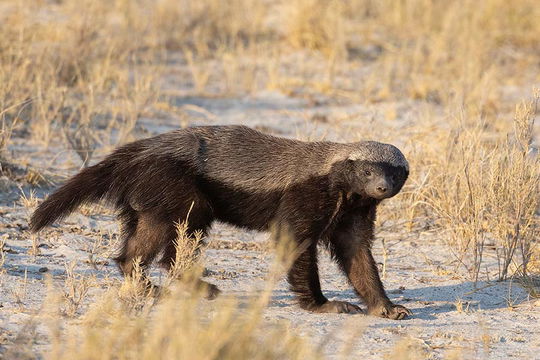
{"left": 0, "top": 1, "right": 538, "bottom": 358}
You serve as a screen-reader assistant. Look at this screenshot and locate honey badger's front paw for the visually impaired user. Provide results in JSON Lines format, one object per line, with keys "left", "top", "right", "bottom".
{"left": 369, "top": 303, "right": 412, "bottom": 320}
{"left": 310, "top": 300, "right": 364, "bottom": 314}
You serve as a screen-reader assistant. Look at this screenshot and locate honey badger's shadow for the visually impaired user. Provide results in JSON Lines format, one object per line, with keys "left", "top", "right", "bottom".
{"left": 263, "top": 279, "right": 532, "bottom": 320}
{"left": 405, "top": 279, "right": 532, "bottom": 319}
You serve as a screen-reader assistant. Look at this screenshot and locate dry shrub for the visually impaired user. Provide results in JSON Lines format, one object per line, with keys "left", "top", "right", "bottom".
{"left": 153, "top": 0, "right": 268, "bottom": 51}
{"left": 162, "top": 206, "right": 206, "bottom": 291}
{"left": 0, "top": 0, "right": 273, "bottom": 153}
{"left": 46, "top": 285, "right": 321, "bottom": 360}
{"left": 2, "top": 0, "right": 538, "bottom": 151}
{"left": 0, "top": 0, "right": 535, "bottom": 288}
{"left": 63, "top": 261, "right": 93, "bottom": 317}
{"left": 0, "top": 0, "right": 162, "bottom": 152}
{"left": 0, "top": 101, "right": 27, "bottom": 153}
{"left": 425, "top": 95, "right": 539, "bottom": 282}
{"left": 284, "top": 0, "right": 347, "bottom": 58}
{"left": 117, "top": 259, "right": 157, "bottom": 314}
{"left": 1, "top": 0, "right": 539, "bottom": 357}
{"left": 346, "top": 0, "right": 539, "bottom": 106}
{"left": 41, "top": 229, "right": 321, "bottom": 360}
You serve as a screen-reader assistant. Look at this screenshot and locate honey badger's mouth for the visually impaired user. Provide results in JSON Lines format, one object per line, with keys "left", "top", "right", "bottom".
{"left": 365, "top": 181, "right": 394, "bottom": 200}
{"left": 348, "top": 191, "right": 391, "bottom": 203}
{"left": 369, "top": 192, "right": 394, "bottom": 200}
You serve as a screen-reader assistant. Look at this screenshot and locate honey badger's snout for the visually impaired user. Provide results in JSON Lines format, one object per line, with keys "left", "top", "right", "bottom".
{"left": 375, "top": 179, "right": 389, "bottom": 194}
{"left": 366, "top": 177, "right": 393, "bottom": 199}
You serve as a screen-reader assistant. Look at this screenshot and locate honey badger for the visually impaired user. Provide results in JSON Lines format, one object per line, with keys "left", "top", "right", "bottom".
{"left": 31, "top": 125, "right": 411, "bottom": 319}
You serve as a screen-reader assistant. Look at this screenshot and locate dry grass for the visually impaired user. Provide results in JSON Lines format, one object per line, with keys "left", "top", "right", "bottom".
{"left": 23, "top": 227, "right": 322, "bottom": 360}
{"left": 44, "top": 281, "right": 322, "bottom": 360}
{"left": 422, "top": 95, "right": 540, "bottom": 282}
{"left": 62, "top": 261, "right": 93, "bottom": 317}
{"left": 164, "top": 205, "right": 206, "bottom": 285}
{"left": 2, "top": 0, "right": 537, "bottom": 144}
{"left": 1, "top": 0, "right": 539, "bottom": 357}
{"left": 0, "top": 235, "right": 6, "bottom": 274}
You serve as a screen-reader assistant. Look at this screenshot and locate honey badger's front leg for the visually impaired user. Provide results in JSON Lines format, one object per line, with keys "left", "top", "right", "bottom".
{"left": 342, "top": 242, "right": 411, "bottom": 319}
{"left": 331, "top": 206, "right": 412, "bottom": 320}
{"left": 287, "top": 241, "right": 362, "bottom": 314}
{"left": 277, "top": 189, "right": 362, "bottom": 314}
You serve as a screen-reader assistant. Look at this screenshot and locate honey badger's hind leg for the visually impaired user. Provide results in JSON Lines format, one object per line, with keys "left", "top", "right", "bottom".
{"left": 157, "top": 199, "right": 219, "bottom": 300}
{"left": 114, "top": 206, "right": 139, "bottom": 276}
{"left": 114, "top": 208, "right": 173, "bottom": 294}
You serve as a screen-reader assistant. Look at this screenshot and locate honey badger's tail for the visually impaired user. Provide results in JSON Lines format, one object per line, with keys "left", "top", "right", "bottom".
{"left": 30, "top": 159, "right": 116, "bottom": 232}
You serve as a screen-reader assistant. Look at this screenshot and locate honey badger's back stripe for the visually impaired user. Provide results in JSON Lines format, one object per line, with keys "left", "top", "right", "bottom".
{"left": 30, "top": 126, "right": 410, "bottom": 233}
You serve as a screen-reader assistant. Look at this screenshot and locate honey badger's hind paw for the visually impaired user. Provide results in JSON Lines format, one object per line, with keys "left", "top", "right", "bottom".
{"left": 195, "top": 279, "right": 221, "bottom": 300}
{"left": 311, "top": 300, "right": 364, "bottom": 314}
{"left": 205, "top": 282, "right": 221, "bottom": 300}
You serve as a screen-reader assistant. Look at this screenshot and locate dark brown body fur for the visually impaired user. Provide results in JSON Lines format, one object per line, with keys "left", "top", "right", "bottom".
{"left": 31, "top": 125, "right": 411, "bottom": 319}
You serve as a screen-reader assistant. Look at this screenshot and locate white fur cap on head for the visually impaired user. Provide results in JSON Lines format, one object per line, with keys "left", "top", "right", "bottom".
{"left": 347, "top": 141, "right": 409, "bottom": 171}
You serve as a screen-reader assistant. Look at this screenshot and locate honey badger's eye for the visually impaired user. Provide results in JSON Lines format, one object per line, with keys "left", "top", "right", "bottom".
{"left": 364, "top": 170, "right": 372, "bottom": 176}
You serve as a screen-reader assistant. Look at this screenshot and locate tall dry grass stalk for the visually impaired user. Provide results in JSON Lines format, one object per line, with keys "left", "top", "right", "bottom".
{"left": 1, "top": 0, "right": 539, "bottom": 357}
{"left": 63, "top": 261, "right": 93, "bottom": 317}
{"left": 165, "top": 203, "right": 205, "bottom": 283}
{"left": 0, "top": 236, "right": 6, "bottom": 272}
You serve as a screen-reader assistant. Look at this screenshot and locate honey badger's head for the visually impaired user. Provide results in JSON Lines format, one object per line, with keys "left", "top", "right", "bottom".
{"left": 337, "top": 141, "right": 409, "bottom": 200}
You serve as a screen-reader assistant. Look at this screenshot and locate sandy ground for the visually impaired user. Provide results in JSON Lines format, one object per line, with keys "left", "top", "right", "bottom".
{"left": 1, "top": 87, "right": 539, "bottom": 359}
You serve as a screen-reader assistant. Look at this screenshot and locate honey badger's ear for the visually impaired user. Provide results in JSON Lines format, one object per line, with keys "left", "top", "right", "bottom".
{"left": 343, "top": 154, "right": 357, "bottom": 172}
{"left": 347, "top": 152, "right": 363, "bottom": 161}
{"left": 329, "top": 150, "right": 362, "bottom": 173}
{"left": 346, "top": 154, "right": 361, "bottom": 168}
{"left": 328, "top": 152, "right": 354, "bottom": 175}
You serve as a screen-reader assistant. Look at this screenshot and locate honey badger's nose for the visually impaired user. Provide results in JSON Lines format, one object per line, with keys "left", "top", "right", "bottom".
{"left": 375, "top": 179, "right": 391, "bottom": 195}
